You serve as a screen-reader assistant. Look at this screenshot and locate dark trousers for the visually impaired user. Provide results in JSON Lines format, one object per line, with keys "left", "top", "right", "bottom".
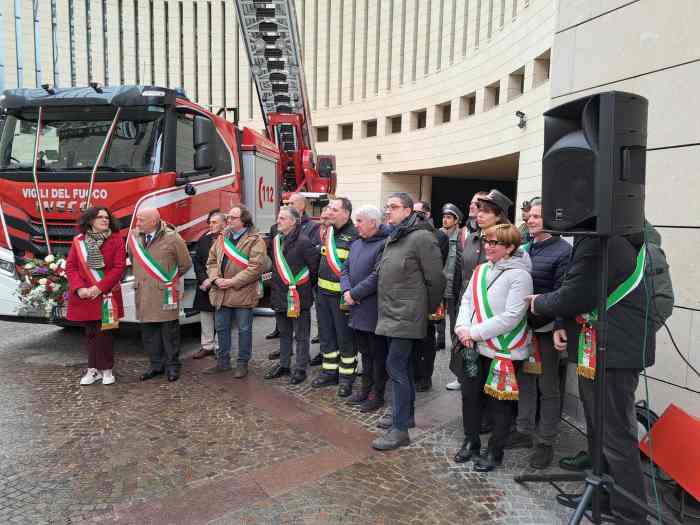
{"left": 461, "top": 355, "right": 516, "bottom": 457}
{"left": 317, "top": 292, "right": 356, "bottom": 383}
{"left": 579, "top": 370, "right": 646, "bottom": 520}
{"left": 413, "top": 323, "right": 436, "bottom": 382}
{"left": 436, "top": 297, "right": 457, "bottom": 346}
{"left": 386, "top": 338, "right": 416, "bottom": 431}
{"left": 140, "top": 320, "right": 181, "bottom": 373}
{"left": 354, "top": 329, "right": 388, "bottom": 399}
{"left": 85, "top": 320, "right": 114, "bottom": 370}
{"left": 276, "top": 310, "right": 311, "bottom": 371}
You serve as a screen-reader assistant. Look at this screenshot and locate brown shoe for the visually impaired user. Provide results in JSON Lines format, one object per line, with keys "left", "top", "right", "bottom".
{"left": 233, "top": 364, "right": 248, "bottom": 379}
{"left": 193, "top": 348, "right": 214, "bottom": 360}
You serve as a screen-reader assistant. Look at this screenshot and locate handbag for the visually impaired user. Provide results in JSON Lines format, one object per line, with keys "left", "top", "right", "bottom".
{"left": 449, "top": 338, "right": 480, "bottom": 379}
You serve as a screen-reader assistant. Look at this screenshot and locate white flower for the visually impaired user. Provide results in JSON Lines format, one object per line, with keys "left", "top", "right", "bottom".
{"left": 49, "top": 263, "right": 58, "bottom": 271}
{"left": 38, "top": 278, "right": 48, "bottom": 286}
{"left": 58, "top": 259, "right": 66, "bottom": 269}
{"left": 24, "top": 262, "right": 35, "bottom": 270}
{"left": 44, "top": 254, "right": 55, "bottom": 263}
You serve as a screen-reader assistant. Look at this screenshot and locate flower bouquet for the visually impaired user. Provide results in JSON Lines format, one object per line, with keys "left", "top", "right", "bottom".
{"left": 15, "top": 254, "right": 69, "bottom": 319}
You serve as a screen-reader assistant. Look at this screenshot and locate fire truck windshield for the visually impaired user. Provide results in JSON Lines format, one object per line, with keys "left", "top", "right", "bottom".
{"left": 0, "top": 113, "right": 163, "bottom": 174}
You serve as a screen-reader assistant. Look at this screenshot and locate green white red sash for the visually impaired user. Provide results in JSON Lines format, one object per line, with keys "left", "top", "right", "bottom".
{"left": 273, "top": 234, "right": 310, "bottom": 318}
{"left": 220, "top": 235, "right": 249, "bottom": 269}
{"left": 576, "top": 245, "right": 647, "bottom": 379}
{"left": 471, "top": 262, "right": 530, "bottom": 400}
{"left": 128, "top": 234, "right": 178, "bottom": 309}
{"left": 219, "top": 233, "right": 263, "bottom": 297}
{"left": 324, "top": 226, "right": 344, "bottom": 277}
{"left": 72, "top": 235, "right": 119, "bottom": 330}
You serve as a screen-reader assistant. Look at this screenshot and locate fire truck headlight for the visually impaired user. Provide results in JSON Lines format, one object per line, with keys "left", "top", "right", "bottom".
{"left": 0, "top": 259, "right": 16, "bottom": 276}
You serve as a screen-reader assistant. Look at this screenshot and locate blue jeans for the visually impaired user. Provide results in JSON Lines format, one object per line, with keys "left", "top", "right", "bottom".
{"left": 215, "top": 307, "right": 253, "bottom": 368}
{"left": 386, "top": 337, "right": 416, "bottom": 432}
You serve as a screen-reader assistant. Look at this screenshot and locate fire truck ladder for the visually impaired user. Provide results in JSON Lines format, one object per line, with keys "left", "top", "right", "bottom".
{"left": 233, "top": 0, "right": 316, "bottom": 191}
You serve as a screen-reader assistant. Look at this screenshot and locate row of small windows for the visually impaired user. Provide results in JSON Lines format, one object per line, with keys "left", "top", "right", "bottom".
{"left": 315, "top": 49, "right": 549, "bottom": 142}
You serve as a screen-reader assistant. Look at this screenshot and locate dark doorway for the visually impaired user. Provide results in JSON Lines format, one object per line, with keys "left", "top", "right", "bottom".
{"left": 430, "top": 177, "right": 518, "bottom": 228}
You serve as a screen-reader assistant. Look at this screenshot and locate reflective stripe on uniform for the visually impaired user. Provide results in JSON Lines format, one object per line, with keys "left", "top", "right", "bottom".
{"left": 339, "top": 366, "right": 356, "bottom": 375}
{"left": 340, "top": 356, "right": 356, "bottom": 364}
{"left": 336, "top": 248, "right": 349, "bottom": 259}
{"left": 323, "top": 351, "right": 339, "bottom": 359}
{"left": 322, "top": 362, "right": 339, "bottom": 371}
{"left": 318, "top": 277, "right": 341, "bottom": 292}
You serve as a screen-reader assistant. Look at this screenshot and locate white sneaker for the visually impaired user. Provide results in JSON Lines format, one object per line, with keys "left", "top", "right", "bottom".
{"left": 80, "top": 368, "right": 102, "bottom": 386}
{"left": 102, "top": 369, "right": 115, "bottom": 385}
{"left": 446, "top": 380, "right": 461, "bottom": 391}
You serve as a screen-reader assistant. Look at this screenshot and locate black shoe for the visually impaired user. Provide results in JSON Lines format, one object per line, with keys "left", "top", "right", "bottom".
{"left": 454, "top": 439, "right": 481, "bottom": 463}
{"left": 415, "top": 378, "right": 432, "bottom": 392}
{"left": 346, "top": 389, "right": 370, "bottom": 405}
{"left": 359, "top": 393, "right": 384, "bottom": 412}
{"left": 265, "top": 328, "right": 280, "bottom": 340}
{"left": 529, "top": 444, "right": 554, "bottom": 469}
{"left": 473, "top": 452, "right": 503, "bottom": 472}
{"left": 556, "top": 492, "right": 612, "bottom": 515}
{"left": 337, "top": 383, "right": 353, "bottom": 398}
{"left": 311, "top": 336, "right": 320, "bottom": 344}
{"left": 504, "top": 430, "right": 533, "bottom": 449}
{"left": 311, "top": 373, "right": 338, "bottom": 388}
{"left": 167, "top": 371, "right": 179, "bottom": 382}
{"left": 309, "top": 353, "right": 323, "bottom": 366}
{"left": 264, "top": 365, "right": 291, "bottom": 379}
{"left": 268, "top": 350, "right": 281, "bottom": 360}
{"left": 559, "top": 450, "right": 592, "bottom": 472}
{"left": 140, "top": 369, "right": 164, "bottom": 381}
{"left": 289, "top": 369, "right": 307, "bottom": 385}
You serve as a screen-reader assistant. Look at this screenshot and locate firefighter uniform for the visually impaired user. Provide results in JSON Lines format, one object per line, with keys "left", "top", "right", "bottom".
{"left": 311, "top": 220, "right": 359, "bottom": 394}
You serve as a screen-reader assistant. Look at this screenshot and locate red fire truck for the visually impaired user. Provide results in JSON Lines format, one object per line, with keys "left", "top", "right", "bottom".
{"left": 0, "top": 1, "right": 335, "bottom": 324}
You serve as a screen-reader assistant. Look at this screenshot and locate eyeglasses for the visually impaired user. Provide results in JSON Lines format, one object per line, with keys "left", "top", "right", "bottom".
{"left": 484, "top": 239, "right": 508, "bottom": 247}
{"left": 227, "top": 215, "right": 242, "bottom": 221}
{"left": 384, "top": 204, "right": 405, "bottom": 211}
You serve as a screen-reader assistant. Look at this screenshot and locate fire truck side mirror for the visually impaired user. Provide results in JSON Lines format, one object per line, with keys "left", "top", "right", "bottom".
{"left": 193, "top": 115, "right": 214, "bottom": 172}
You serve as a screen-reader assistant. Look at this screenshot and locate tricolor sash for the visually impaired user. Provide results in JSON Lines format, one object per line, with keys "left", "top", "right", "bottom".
{"left": 324, "top": 226, "right": 344, "bottom": 277}
{"left": 128, "top": 234, "right": 178, "bottom": 310}
{"left": 471, "top": 262, "right": 530, "bottom": 400}
{"left": 576, "top": 245, "right": 647, "bottom": 379}
{"left": 273, "top": 234, "right": 310, "bottom": 318}
{"left": 219, "top": 234, "right": 263, "bottom": 297}
{"left": 72, "top": 235, "right": 119, "bottom": 330}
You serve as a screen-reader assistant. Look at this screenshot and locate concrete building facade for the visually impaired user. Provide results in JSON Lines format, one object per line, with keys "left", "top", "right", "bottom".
{"left": 1, "top": 0, "right": 698, "bottom": 418}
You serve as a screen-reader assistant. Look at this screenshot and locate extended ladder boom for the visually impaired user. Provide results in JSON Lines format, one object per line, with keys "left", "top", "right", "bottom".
{"left": 234, "top": 0, "right": 315, "bottom": 157}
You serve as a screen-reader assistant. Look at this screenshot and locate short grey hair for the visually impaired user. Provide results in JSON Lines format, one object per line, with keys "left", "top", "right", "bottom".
{"left": 387, "top": 192, "right": 414, "bottom": 209}
{"left": 279, "top": 205, "right": 301, "bottom": 223}
{"left": 355, "top": 205, "right": 382, "bottom": 225}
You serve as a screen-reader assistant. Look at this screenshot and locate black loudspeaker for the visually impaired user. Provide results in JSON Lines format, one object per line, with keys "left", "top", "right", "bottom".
{"left": 542, "top": 91, "right": 648, "bottom": 235}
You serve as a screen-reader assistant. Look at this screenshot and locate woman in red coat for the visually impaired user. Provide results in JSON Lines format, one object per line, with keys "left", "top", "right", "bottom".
{"left": 65, "top": 207, "right": 126, "bottom": 385}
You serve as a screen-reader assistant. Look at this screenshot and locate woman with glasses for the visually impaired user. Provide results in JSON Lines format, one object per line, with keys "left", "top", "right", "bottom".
{"left": 453, "top": 223, "right": 533, "bottom": 472}
{"left": 65, "top": 207, "right": 126, "bottom": 385}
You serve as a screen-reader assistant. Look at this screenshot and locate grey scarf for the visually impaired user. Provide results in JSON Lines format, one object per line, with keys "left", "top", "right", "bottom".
{"left": 84, "top": 229, "right": 111, "bottom": 269}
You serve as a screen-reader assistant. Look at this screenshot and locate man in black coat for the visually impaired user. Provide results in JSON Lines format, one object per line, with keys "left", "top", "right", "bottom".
{"left": 412, "top": 201, "right": 448, "bottom": 392}
{"left": 528, "top": 234, "right": 654, "bottom": 522}
{"left": 265, "top": 206, "right": 320, "bottom": 384}
{"left": 192, "top": 211, "right": 226, "bottom": 359}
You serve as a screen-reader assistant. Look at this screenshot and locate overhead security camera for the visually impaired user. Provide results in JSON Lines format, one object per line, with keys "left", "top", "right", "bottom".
{"left": 515, "top": 111, "right": 525, "bottom": 118}
{"left": 515, "top": 111, "right": 527, "bottom": 129}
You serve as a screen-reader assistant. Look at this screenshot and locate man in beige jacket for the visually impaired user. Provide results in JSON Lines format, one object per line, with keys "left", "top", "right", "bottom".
{"left": 205, "top": 204, "right": 267, "bottom": 378}
{"left": 129, "top": 208, "right": 192, "bottom": 382}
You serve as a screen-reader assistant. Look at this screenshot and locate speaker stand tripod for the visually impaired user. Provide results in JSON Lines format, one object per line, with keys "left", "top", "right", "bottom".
{"left": 514, "top": 236, "right": 682, "bottom": 525}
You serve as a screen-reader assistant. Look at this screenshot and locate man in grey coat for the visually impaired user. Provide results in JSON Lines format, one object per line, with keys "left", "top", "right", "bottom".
{"left": 372, "top": 193, "right": 446, "bottom": 451}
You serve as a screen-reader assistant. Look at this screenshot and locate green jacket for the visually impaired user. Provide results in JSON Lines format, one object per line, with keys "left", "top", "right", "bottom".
{"left": 375, "top": 214, "right": 446, "bottom": 340}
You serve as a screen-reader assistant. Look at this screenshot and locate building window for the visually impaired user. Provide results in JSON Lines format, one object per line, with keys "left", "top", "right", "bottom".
{"left": 363, "top": 119, "right": 377, "bottom": 138}
{"left": 101, "top": 0, "right": 109, "bottom": 85}
{"left": 339, "top": 123, "right": 353, "bottom": 141}
{"left": 436, "top": 101, "right": 451, "bottom": 124}
{"left": 484, "top": 81, "right": 500, "bottom": 111}
{"left": 410, "top": 109, "right": 427, "bottom": 130}
{"left": 460, "top": 92, "right": 476, "bottom": 118}
{"left": 533, "top": 49, "right": 551, "bottom": 87}
{"left": 507, "top": 66, "right": 525, "bottom": 101}
{"left": 315, "top": 126, "right": 329, "bottom": 142}
{"left": 387, "top": 115, "right": 402, "bottom": 134}
{"left": 68, "top": 0, "right": 76, "bottom": 86}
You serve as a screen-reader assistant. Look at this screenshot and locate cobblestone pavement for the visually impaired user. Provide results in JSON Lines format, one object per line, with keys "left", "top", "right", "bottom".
{"left": 0, "top": 316, "right": 611, "bottom": 525}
